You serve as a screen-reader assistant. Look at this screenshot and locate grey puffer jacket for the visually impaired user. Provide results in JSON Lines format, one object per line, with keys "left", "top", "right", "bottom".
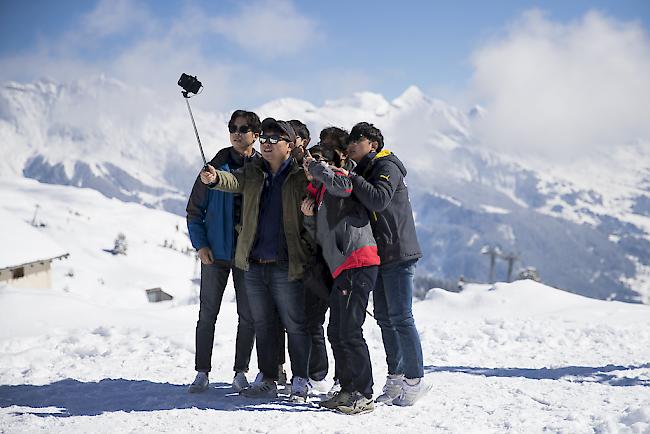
{"left": 304, "top": 161, "right": 380, "bottom": 278}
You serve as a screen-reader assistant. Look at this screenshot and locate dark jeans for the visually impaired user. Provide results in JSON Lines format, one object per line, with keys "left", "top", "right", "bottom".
{"left": 195, "top": 262, "right": 254, "bottom": 373}
{"left": 373, "top": 259, "right": 424, "bottom": 379}
{"left": 328, "top": 266, "right": 377, "bottom": 398}
{"left": 245, "top": 262, "right": 311, "bottom": 380}
{"left": 305, "top": 288, "right": 329, "bottom": 381}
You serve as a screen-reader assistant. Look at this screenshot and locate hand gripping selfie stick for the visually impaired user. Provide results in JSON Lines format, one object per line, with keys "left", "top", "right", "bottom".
{"left": 178, "top": 73, "right": 208, "bottom": 169}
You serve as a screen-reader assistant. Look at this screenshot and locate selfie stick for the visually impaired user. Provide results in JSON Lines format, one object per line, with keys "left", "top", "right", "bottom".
{"left": 182, "top": 91, "right": 208, "bottom": 168}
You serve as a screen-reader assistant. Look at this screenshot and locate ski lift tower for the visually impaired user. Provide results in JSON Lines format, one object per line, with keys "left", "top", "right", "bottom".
{"left": 500, "top": 252, "right": 519, "bottom": 282}
{"left": 481, "top": 245, "right": 502, "bottom": 283}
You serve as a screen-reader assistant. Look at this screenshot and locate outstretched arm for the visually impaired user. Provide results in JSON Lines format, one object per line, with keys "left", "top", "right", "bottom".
{"left": 200, "top": 164, "right": 245, "bottom": 193}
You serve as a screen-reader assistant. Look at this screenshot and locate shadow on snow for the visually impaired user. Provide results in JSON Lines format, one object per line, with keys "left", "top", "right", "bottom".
{"left": 0, "top": 379, "right": 323, "bottom": 417}
{"left": 425, "top": 363, "right": 650, "bottom": 387}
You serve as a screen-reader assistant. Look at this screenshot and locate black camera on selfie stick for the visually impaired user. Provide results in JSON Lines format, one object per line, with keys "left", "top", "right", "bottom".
{"left": 178, "top": 73, "right": 202, "bottom": 96}
{"left": 178, "top": 73, "right": 207, "bottom": 168}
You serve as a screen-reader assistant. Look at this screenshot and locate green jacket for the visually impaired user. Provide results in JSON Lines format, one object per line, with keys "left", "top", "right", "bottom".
{"left": 209, "top": 157, "right": 313, "bottom": 281}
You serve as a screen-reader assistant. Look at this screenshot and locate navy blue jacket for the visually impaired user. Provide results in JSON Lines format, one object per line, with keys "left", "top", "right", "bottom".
{"left": 350, "top": 149, "right": 422, "bottom": 265}
{"left": 186, "top": 147, "right": 258, "bottom": 261}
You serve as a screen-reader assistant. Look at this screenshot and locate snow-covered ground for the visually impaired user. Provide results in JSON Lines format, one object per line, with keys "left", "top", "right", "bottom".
{"left": 1, "top": 178, "right": 650, "bottom": 433}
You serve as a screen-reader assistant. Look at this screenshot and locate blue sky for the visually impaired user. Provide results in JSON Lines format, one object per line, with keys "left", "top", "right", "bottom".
{"left": 1, "top": 0, "right": 647, "bottom": 108}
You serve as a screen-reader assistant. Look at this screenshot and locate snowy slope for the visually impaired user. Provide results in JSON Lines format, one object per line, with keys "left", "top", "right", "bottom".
{"left": 0, "top": 178, "right": 195, "bottom": 307}
{"left": 1, "top": 178, "right": 650, "bottom": 433}
{"left": 1, "top": 77, "right": 649, "bottom": 302}
{"left": 0, "top": 208, "right": 67, "bottom": 268}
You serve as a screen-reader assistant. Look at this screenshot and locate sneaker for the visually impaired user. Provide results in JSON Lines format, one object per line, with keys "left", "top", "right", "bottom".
{"left": 319, "top": 390, "right": 353, "bottom": 409}
{"left": 308, "top": 377, "right": 330, "bottom": 393}
{"left": 188, "top": 372, "right": 209, "bottom": 393}
{"left": 278, "top": 365, "right": 288, "bottom": 386}
{"left": 240, "top": 378, "right": 278, "bottom": 398}
{"left": 375, "top": 374, "right": 404, "bottom": 405}
{"left": 336, "top": 392, "right": 375, "bottom": 415}
{"left": 393, "top": 378, "right": 430, "bottom": 406}
{"left": 289, "top": 376, "right": 309, "bottom": 403}
{"left": 232, "top": 371, "right": 249, "bottom": 392}
{"left": 253, "top": 372, "right": 264, "bottom": 383}
{"left": 327, "top": 379, "right": 341, "bottom": 398}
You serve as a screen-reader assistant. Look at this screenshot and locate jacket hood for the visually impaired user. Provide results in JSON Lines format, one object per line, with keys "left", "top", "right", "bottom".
{"left": 373, "top": 149, "right": 407, "bottom": 177}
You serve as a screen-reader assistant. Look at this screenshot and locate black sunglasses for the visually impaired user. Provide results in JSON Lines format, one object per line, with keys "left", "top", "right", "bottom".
{"left": 228, "top": 125, "right": 252, "bottom": 134}
{"left": 259, "top": 135, "right": 290, "bottom": 145}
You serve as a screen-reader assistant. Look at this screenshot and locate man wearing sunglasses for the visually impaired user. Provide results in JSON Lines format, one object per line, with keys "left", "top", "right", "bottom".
{"left": 187, "top": 110, "right": 261, "bottom": 394}
{"left": 200, "top": 118, "right": 314, "bottom": 402}
{"left": 345, "top": 122, "right": 429, "bottom": 407}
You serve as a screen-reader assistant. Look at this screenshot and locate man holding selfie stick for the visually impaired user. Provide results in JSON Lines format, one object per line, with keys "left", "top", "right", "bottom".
{"left": 200, "top": 118, "right": 314, "bottom": 403}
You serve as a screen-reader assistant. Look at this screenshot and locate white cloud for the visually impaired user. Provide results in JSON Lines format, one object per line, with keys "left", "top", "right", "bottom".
{"left": 210, "top": 0, "right": 319, "bottom": 57}
{"left": 78, "top": 0, "right": 156, "bottom": 38}
{"left": 471, "top": 10, "right": 650, "bottom": 161}
{"left": 0, "top": 0, "right": 320, "bottom": 112}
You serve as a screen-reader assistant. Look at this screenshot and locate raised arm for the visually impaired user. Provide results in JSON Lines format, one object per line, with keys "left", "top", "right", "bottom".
{"left": 349, "top": 161, "right": 402, "bottom": 212}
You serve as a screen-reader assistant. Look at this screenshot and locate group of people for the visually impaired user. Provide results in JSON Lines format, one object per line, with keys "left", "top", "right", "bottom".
{"left": 185, "top": 109, "right": 428, "bottom": 415}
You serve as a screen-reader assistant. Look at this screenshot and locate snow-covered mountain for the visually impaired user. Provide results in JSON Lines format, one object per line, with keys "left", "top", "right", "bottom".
{"left": 1, "top": 77, "right": 649, "bottom": 303}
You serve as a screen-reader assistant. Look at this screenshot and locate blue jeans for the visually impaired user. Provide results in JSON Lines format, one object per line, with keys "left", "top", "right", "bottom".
{"left": 373, "top": 259, "right": 424, "bottom": 379}
{"left": 245, "top": 262, "right": 311, "bottom": 380}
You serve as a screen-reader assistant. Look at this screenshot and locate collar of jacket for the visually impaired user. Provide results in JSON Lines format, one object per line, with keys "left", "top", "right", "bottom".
{"left": 354, "top": 149, "right": 394, "bottom": 177}
{"left": 228, "top": 147, "right": 260, "bottom": 164}
{"left": 253, "top": 156, "right": 301, "bottom": 176}
{"left": 373, "top": 149, "right": 392, "bottom": 160}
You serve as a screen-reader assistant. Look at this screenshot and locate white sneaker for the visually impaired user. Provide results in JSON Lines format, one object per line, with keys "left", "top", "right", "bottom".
{"left": 290, "top": 376, "right": 309, "bottom": 402}
{"left": 327, "top": 379, "right": 341, "bottom": 398}
{"left": 232, "top": 371, "right": 249, "bottom": 392}
{"left": 188, "top": 372, "right": 209, "bottom": 393}
{"left": 393, "top": 378, "right": 431, "bottom": 406}
{"left": 374, "top": 374, "right": 404, "bottom": 405}
{"left": 240, "top": 378, "right": 278, "bottom": 398}
{"left": 308, "top": 377, "right": 330, "bottom": 393}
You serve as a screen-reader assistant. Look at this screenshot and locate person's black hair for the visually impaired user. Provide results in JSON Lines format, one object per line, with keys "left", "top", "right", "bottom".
{"left": 319, "top": 126, "right": 349, "bottom": 151}
{"left": 348, "top": 122, "right": 384, "bottom": 151}
{"left": 306, "top": 145, "right": 335, "bottom": 163}
{"left": 288, "top": 119, "right": 310, "bottom": 140}
{"left": 229, "top": 110, "right": 262, "bottom": 133}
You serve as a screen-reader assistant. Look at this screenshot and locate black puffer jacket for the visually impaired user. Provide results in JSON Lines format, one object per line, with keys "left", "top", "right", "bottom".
{"left": 350, "top": 150, "right": 422, "bottom": 265}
